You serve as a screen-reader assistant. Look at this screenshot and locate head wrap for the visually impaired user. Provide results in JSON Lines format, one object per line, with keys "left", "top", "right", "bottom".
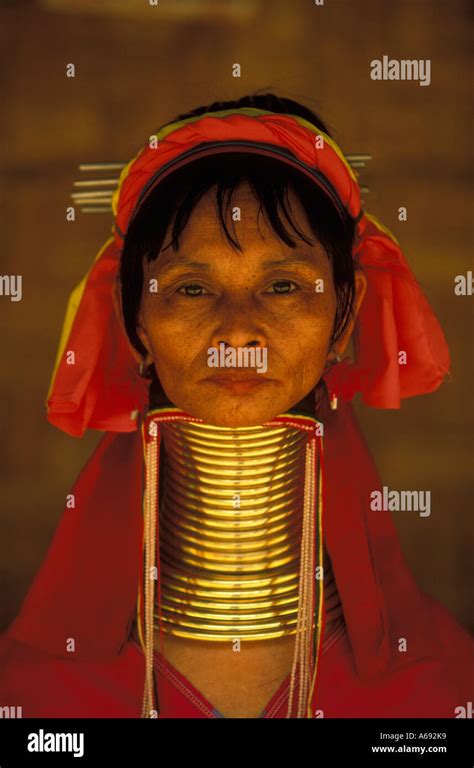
{"left": 46, "top": 107, "right": 449, "bottom": 436}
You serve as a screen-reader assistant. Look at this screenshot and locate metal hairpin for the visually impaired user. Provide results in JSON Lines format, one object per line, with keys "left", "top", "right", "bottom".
{"left": 71, "top": 155, "right": 372, "bottom": 214}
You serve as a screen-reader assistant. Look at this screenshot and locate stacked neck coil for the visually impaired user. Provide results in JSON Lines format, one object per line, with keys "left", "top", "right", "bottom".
{"left": 156, "top": 419, "right": 308, "bottom": 641}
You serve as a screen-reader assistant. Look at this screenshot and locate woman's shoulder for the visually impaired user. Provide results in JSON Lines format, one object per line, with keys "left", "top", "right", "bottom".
{"left": 419, "top": 591, "right": 474, "bottom": 661}
{"left": 0, "top": 628, "right": 144, "bottom": 718}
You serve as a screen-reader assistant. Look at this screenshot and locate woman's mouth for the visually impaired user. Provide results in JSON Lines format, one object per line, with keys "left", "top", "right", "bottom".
{"left": 203, "top": 374, "right": 273, "bottom": 394}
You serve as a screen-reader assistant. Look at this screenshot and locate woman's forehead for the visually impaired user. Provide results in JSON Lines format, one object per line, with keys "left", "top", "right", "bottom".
{"left": 154, "top": 183, "right": 320, "bottom": 262}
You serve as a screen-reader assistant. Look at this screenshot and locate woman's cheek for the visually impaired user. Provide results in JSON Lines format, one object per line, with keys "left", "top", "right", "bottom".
{"left": 151, "top": 320, "right": 209, "bottom": 373}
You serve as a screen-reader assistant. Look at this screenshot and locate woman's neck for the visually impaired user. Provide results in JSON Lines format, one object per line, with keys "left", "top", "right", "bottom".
{"left": 146, "top": 406, "right": 344, "bottom": 646}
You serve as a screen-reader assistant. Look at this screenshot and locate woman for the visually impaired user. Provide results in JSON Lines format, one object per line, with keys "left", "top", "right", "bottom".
{"left": 1, "top": 93, "right": 472, "bottom": 719}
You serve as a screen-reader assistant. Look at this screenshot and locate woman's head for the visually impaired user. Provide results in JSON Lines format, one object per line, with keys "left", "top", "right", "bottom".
{"left": 119, "top": 93, "right": 366, "bottom": 427}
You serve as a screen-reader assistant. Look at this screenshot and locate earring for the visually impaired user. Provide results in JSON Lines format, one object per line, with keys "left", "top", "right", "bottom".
{"left": 139, "top": 358, "right": 149, "bottom": 377}
{"left": 327, "top": 354, "right": 341, "bottom": 411}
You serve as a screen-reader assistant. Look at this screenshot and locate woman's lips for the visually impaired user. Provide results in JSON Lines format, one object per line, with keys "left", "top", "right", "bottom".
{"left": 203, "top": 375, "right": 273, "bottom": 394}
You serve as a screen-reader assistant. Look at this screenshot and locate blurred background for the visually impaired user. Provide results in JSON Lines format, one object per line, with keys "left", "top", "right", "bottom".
{"left": 0, "top": 0, "right": 472, "bottom": 633}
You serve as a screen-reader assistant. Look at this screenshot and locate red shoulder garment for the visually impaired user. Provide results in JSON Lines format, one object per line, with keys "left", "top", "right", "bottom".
{"left": 0, "top": 400, "right": 472, "bottom": 718}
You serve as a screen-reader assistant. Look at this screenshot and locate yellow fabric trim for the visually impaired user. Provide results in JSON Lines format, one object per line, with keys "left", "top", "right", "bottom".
{"left": 46, "top": 235, "right": 116, "bottom": 401}
{"left": 112, "top": 154, "right": 141, "bottom": 217}
{"left": 365, "top": 212, "right": 400, "bottom": 246}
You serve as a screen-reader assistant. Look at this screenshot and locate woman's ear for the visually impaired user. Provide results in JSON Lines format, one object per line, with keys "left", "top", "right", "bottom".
{"left": 136, "top": 303, "right": 154, "bottom": 366}
{"left": 330, "top": 269, "right": 367, "bottom": 360}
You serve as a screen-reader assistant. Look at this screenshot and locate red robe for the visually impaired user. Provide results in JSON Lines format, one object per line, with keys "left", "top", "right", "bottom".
{"left": 1, "top": 402, "right": 472, "bottom": 718}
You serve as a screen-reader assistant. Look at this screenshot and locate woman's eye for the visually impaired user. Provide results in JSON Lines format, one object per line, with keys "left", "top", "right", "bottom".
{"left": 267, "top": 280, "right": 297, "bottom": 294}
{"left": 177, "top": 284, "right": 207, "bottom": 296}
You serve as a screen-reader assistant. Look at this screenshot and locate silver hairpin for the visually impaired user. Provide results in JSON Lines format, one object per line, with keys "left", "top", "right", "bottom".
{"left": 71, "top": 155, "right": 371, "bottom": 213}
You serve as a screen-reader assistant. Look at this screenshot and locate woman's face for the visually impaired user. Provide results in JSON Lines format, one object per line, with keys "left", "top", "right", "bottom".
{"left": 137, "top": 183, "right": 365, "bottom": 427}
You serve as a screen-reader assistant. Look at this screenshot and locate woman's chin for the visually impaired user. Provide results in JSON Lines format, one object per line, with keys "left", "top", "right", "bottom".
{"left": 172, "top": 391, "right": 292, "bottom": 428}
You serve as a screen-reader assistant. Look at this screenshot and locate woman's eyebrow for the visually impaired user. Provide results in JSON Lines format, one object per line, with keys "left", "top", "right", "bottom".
{"left": 263, "top": 254, "right": 321, "bottom": 269}
{"left": 156, "top": 253, "right": 321, "bottom": 273}
{"left": 157, "top": 259, "right": 211, "bottom": 274}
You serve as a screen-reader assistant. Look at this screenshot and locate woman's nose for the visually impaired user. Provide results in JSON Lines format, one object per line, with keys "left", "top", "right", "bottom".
{"left": 209, "top": 297, "right": 267, "bottom": 350}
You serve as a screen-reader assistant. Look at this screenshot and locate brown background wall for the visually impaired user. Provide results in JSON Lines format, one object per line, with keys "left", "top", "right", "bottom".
{"left": 0, "top": 0, "right": 472, "bottom": 632}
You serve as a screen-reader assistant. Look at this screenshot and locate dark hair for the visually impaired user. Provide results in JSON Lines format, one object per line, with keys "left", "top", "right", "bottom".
{"left": 119, "top": 92, "right": 356, "bottom": 396}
